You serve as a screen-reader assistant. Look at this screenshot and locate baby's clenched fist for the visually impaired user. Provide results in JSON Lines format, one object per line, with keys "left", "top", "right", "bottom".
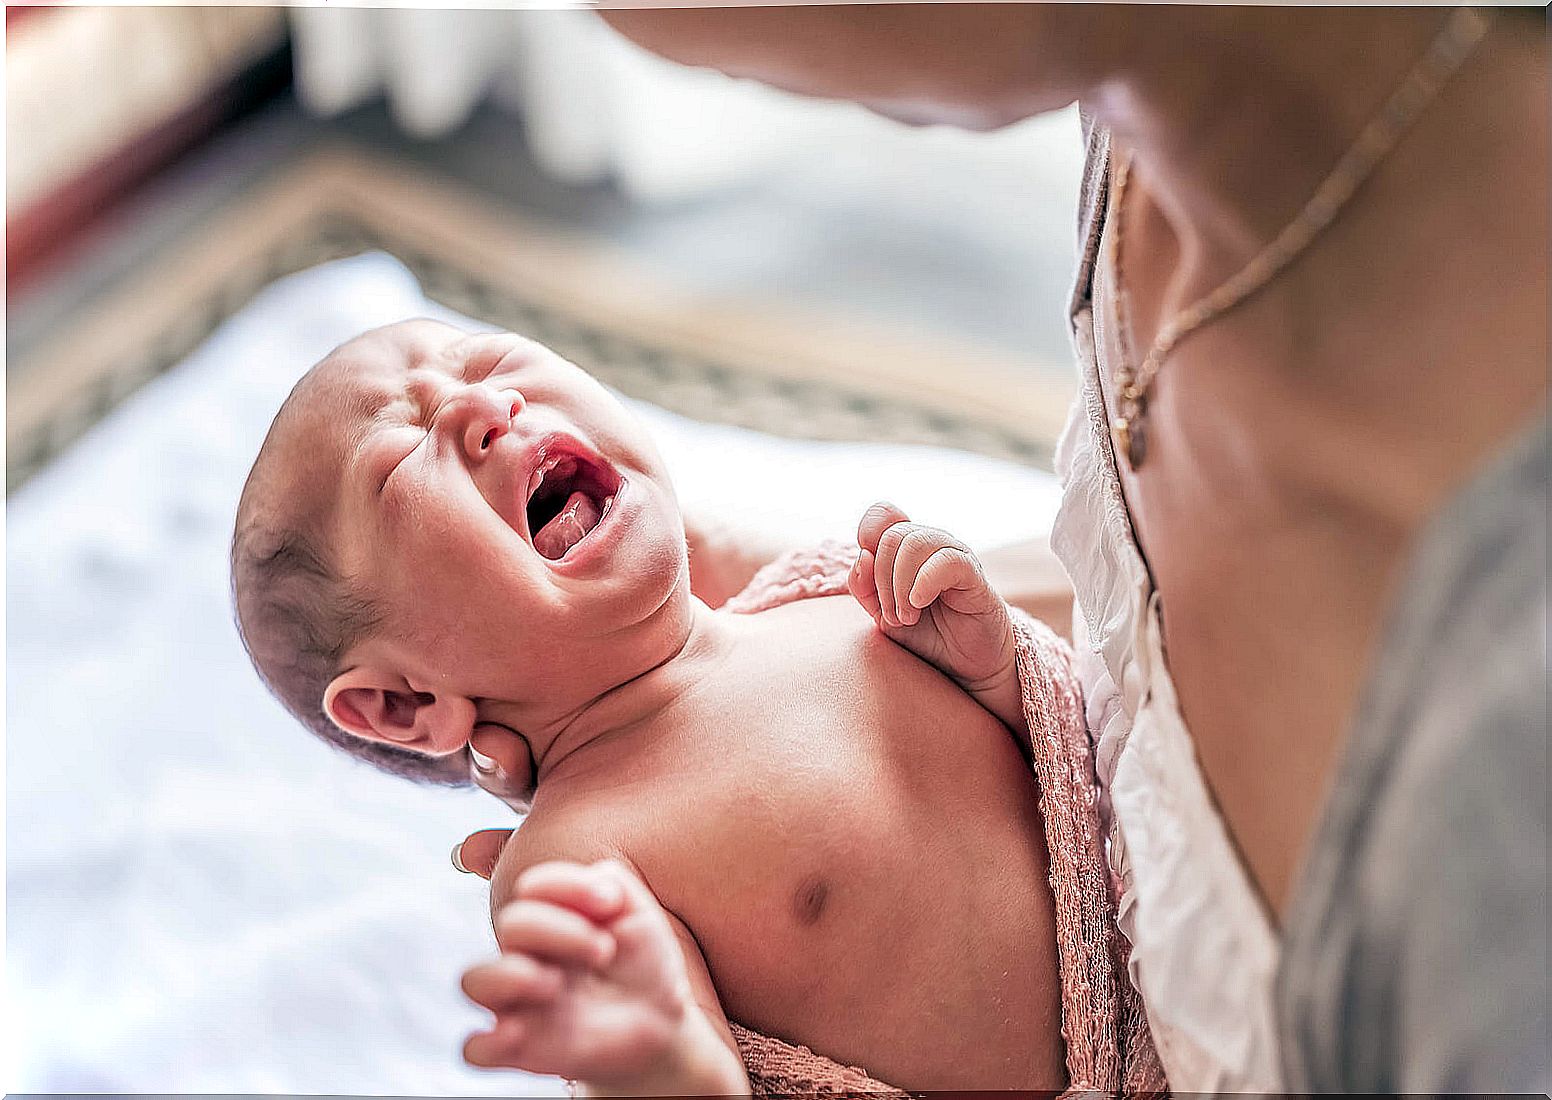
{"left": 849, "top": 502, "right": 1024, "bottom": 736}
{"left": 462, "top": 859, "right": 746, "bottom": 1096}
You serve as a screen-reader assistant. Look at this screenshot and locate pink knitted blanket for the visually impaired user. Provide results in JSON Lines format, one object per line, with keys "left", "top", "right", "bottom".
{"left": 721, "top": 543, "right": 1165, "bottom": 1096}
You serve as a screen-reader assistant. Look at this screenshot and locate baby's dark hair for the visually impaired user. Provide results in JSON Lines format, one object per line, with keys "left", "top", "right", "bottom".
{"left": 231, "top": 377, "right": 471, "bottom": 787}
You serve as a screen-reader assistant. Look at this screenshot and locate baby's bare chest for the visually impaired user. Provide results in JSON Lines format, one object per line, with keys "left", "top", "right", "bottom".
{"left": 625, "top": 599, "right": 1056, "bottom": 1073}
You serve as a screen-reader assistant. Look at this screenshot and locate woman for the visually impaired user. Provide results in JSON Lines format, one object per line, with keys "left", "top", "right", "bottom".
{"left": 455, "top": 7, "right": 1548, "bottom": 1091}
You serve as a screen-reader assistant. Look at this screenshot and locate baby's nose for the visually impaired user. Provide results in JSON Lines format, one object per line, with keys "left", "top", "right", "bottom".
{"left": 447, "top": 385, "right": 525, "bottom": 458}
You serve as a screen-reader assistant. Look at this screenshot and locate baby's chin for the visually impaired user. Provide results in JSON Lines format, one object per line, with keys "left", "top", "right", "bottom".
{"left": 578, "top": 477, "right": 689, "bottom": 609}
{"left": 604, "top": 525, "right": 694, "bottom": 636}
{"left": 518, "top": 515, "right": 693, "bottom": 675}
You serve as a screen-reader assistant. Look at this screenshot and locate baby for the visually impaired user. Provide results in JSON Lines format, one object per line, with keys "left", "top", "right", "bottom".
{"left": 232, "top": 319, "right": 1067, "bottom": 1094}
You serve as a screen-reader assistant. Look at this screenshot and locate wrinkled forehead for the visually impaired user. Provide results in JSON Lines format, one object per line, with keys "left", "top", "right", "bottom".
{"left": 307, "top": 318, "right": 466, "bottom": 423}
{"left": 251, "top": 321, "right": 466, "bottom": 517}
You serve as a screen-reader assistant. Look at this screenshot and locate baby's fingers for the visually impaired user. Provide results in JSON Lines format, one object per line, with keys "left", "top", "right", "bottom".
{"left": 462, "top": 955, "right": 565, "bottom": 1013}
{"left": 907, "top": 545, "right": 985, "bottom": 612}
{"left": 453, "top": 828, "right": 514, "bottom": 880}
{"left": 464, "top": 1015, "right": 533, "bottom": 1070}
{"left": 496, "top": 897, "right": 617, "bottom": 970}
{"left": 516, "top": 860, "right": 629, "bottom": 924}
{"left": 871, "top": 521, "right": 920, "bottom": 627}
{"left": 849, "top": 549, "right": 884, "bottom": 623}
{"left": 890, "top": 527, "right": 968, "bottom": 625}
{"left": 857, "top": 501, "right": 910, "bottom": 555}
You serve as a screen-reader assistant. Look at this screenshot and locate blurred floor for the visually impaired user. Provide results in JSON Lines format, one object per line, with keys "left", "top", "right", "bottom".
{"left": 8, "top": 91, "right": 1082, "bottom": 382}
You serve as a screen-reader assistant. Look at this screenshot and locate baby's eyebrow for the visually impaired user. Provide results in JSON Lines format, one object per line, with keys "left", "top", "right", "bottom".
{"left": 343, "top": 392, "right": 381, "bottom": 430}
{"left": 330, "top": 377, "right": 408, "bottom": 480}
{"left": 340, "top": 374, "right": 405, "bottom": 431}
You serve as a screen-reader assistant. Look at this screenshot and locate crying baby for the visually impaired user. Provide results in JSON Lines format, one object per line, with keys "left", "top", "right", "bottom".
{"left": 231, "top": 319, "right": 1080, "bottom": 1095}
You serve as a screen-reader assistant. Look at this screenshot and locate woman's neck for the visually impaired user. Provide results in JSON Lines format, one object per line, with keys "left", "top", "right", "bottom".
{"left": 1083, "top": 9, "right": 1541, "bottom": 293}
{"left": 1080, "top": 8, "right": 1546, "bottom": 521}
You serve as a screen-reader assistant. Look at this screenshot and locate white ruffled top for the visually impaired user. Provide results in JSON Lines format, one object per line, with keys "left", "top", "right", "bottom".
{"left": 1049, "top": 146, "right": 1285, "bottom": 1094}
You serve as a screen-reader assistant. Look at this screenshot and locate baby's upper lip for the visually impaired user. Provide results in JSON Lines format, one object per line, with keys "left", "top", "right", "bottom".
{"left": 516, "top": 434, "right": 561, "bottom": 545}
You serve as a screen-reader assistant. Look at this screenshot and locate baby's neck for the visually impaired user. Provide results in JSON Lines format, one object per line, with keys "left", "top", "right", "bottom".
{"left": 525, "top": 601, "right": 736, "bottom": 786}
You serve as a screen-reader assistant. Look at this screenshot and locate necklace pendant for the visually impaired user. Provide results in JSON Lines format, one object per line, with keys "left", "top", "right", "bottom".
{"left": 1113, "top": 416, "right": 1147, "bottom": 469}
{"left": 1113, "top": 417, "right": 1132, "bottom": 462}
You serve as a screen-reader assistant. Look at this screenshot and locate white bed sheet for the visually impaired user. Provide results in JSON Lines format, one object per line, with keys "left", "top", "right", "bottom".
{"left": 6, "top": 253, "right": 1059, "bottom": 1092}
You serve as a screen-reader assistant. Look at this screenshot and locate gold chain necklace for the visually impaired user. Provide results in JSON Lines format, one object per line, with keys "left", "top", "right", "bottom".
{"left": 1109, "top": 6, "right": 1494, "bottom": 470}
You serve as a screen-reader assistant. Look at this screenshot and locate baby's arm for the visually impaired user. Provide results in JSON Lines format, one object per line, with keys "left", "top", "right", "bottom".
{"left": 463, "top": 853, "right": 748, "bottom": 1097}
{"left": 849, "top": 502, "right": 1025, "bottom": 738}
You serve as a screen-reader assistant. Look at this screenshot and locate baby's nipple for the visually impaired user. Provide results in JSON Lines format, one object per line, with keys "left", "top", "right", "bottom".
{"left": 534, "top": 490, "right": 602, "bottom": 560}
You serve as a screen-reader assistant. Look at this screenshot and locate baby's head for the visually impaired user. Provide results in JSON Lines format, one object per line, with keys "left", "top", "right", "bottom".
{"left": 232, "top": 319, "right": 693, "bottom": 783}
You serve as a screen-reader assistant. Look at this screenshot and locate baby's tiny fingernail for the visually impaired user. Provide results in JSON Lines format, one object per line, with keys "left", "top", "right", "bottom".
{"left": 451, "top": 843, "right": 473, "bottom": 874}
{"left": 469, "top": 746, "right": 499, "bottom": 774}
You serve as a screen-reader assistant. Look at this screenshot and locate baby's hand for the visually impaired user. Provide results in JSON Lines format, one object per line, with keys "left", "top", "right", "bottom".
{"left": 850, "top": 502, "right": 1024, "bottom": 736}
{"left": 462, "top": 859, "right": 746, "bottom": 1095}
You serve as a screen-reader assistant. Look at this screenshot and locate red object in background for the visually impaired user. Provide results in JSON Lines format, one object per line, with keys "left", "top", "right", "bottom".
{"left": 7, "top": 91, "right": 229, "bottom": 292}
{"left": 5, "top": 8, "right": 293, "bottom": 295}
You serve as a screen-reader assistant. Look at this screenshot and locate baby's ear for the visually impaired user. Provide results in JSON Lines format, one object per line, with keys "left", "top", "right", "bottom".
{"left": 323, "top": 667, "right": 476, "bottom": 756}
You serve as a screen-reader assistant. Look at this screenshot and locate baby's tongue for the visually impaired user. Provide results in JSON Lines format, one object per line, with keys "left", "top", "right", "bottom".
{"left": 534, "top": 490, "right": 602, "bottom": 560}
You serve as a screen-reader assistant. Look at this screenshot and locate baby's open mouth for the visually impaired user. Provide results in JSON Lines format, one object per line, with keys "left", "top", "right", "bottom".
{"left": 524, "top": 445, "right": 620, "bottom": 561}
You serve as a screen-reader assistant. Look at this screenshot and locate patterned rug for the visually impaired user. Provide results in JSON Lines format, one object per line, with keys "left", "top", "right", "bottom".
{"left": 7, "top": 146, "right": 1075, "bottom": 492}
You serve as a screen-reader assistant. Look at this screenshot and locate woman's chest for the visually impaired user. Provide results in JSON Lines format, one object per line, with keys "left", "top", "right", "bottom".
{"left": 1086, "top": 266, "right": 1409, "bottom": 915}
{"left": 1123, "top": 476, "right": 1400, "bottom": 913}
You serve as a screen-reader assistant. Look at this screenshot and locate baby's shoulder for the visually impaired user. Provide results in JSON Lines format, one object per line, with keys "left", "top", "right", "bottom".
{"left": 496, "top": 793, "right": 714, "bottom": 938}
{"left": 719, "top": 593, "right": 897, "bottom": 699}
{"left": 489, "top": 800, "right": 649, "bottom": 906}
